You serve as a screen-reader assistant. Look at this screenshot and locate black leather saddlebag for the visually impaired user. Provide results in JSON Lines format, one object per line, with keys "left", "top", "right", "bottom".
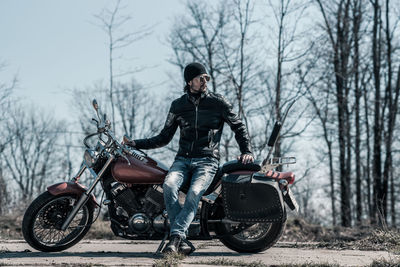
{"left": 222, "top": 173, "right": 284, "bottom": 222}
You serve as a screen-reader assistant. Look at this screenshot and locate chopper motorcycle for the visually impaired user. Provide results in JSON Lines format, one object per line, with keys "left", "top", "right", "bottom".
{"left": 22, "top": 99, "right": 298, "bottom": 253}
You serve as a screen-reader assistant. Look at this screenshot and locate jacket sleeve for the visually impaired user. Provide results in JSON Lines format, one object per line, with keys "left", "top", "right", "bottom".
{"left": 220, "top": 96, "right": 253, "bottom": 155}
{"left": 133, "top": 103, "right": 178, "bottom": 149}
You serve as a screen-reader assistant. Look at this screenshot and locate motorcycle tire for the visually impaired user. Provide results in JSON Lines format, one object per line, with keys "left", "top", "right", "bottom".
{"left": 206, "top": 199, "right": 286, "bottom": 253}
{"left": 22, "top": 191, "right": 94, "bottom": 252}
{"left": 216, "top": 214, "right": 286, "bottom": 253}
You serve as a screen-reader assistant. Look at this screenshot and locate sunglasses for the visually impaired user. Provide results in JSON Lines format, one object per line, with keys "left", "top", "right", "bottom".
{"left": 195, "top": 74, "right": 211, "bottom": 82}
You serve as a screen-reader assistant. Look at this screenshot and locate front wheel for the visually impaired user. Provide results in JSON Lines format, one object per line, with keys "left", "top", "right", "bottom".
{"left": 206, "top": 199, "right": 286, "bottom": 253}
{"left": 22, "top": 191, "right": 94, "bottom": 252}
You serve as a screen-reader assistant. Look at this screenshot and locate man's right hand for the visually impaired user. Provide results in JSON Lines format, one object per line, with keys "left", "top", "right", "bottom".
{"left": 122, "top": 135, "right": 136, "bottom": 147}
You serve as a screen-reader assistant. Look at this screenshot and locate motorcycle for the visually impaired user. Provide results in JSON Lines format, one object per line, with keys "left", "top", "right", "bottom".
{"left": 22, "top": 99, "right": 298, "bottom": 253}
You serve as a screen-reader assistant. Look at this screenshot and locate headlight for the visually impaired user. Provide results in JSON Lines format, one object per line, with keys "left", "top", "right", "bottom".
{"left": 84, "top": 149, "right": 99, "bottom": 168}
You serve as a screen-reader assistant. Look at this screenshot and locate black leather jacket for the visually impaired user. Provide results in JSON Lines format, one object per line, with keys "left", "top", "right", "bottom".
{"left": 134, "top": 92, "right": 252, "bottom": 159}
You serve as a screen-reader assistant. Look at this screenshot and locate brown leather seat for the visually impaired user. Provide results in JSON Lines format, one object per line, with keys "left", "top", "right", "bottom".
{"left": 264, "top": 170, "right": 295, "bottom": 184}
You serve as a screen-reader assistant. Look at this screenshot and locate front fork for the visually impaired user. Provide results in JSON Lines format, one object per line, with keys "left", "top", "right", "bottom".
{"left": 61, "top": 155, "right": 115, "bottom": 231}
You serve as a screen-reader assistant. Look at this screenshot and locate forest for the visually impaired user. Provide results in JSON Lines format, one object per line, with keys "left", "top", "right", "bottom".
{"left": 0, "top": 0, "right": 399, "bottom": 229}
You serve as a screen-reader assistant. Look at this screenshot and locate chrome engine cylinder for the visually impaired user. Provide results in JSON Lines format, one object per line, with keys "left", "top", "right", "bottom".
{"left": 128, "top": 213, "right": 151, "bottom": 234}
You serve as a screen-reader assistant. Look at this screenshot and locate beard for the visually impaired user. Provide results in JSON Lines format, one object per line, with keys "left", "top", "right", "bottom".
{"left": 190, "top": 83, "right": 207, "bottom": 93}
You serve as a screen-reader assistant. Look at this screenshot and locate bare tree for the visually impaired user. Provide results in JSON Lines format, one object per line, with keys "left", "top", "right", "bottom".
{"left": 255, "top": 0, "right": 314, "bottom": 175}
{"left": 168, "top": 0, "right": 229, "bottom": 93}
{"left": 94, "top": 0, "right": 152, "bottom": 132}
{"left": 0, "top": 62, "right": 16, "bottom": 115}
{"left": 114, "top": 79, "right": 146, "bottom": 137}
{"left": 352, "top": 0, "right": 363, "bottom": 225}
{"left": 0, "top": 61, "right": 17, "bottom": 214}
{"left": 1, "top": 106, "right": 65, "bottom": 202}
{"left": 382, "top": 0, "right": 400, "bottom": 225}
{"left": 316, "top": 0, "right": 353, "bottom": 227}
{"left": 69, "top": 82, "right": 109, "bottom": 135}
{"left": 367, "top": 0, "right": 400, "bottom": 226}
{"left": 370, "top": 0, "right": 384, "bottom": 225}
{"left": 304, "top": 66, "right": 338, "bottom": 225}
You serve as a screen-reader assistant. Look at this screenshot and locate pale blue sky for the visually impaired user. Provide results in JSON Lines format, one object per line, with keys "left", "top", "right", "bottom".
{"left": 0, "top": 0, "right": 185, "bottom": 120}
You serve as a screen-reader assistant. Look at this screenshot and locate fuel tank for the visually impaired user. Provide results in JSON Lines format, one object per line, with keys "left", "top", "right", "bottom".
{"left": 111, "top": 151, "right": 168, "bottom": 184}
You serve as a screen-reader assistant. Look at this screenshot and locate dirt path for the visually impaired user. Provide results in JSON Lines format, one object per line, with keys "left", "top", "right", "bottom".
{"left": 0, "top": 239, "right": 398, "bottom": 266}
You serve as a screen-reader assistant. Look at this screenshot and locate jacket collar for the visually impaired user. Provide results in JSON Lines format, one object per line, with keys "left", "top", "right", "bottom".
{"left": 186, "top": 90, "right": 208, "bottom": 104}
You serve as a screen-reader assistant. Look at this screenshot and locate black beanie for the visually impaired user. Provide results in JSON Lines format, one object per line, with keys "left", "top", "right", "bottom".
{"left": 184, "top": 62, "right": 207, "bottom": 83}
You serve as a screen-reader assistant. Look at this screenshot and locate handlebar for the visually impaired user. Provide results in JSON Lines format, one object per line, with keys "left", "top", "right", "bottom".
{"left": 83, "top": 133, "right": 100, "bottom": 148}
{"left": 87, "top": 99, "right": 140, "bottom": 164}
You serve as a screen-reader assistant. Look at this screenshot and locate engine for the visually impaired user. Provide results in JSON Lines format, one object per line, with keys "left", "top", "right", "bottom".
{"left": 109, "top": 182, "right": 167, "bottom": 235}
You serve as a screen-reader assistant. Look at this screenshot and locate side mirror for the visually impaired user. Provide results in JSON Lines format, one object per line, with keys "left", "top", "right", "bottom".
{"left": 92, "top": 99, "right": 102, "bottom": 123}
{"left": 92, "top": 99, "right": 98, "bottom": 111}
{"left": 267, "top": 121, "right": 282, "bottom": 147}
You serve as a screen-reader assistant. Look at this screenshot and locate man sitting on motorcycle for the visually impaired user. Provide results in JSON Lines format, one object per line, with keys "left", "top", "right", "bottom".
{"left": 128, "top": 62, "right": 254, "bottom": 255}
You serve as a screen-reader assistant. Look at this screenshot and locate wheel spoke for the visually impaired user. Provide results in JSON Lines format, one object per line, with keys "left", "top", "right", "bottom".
{"left": 32, "top": 196, "right": 90, "bottom": 247}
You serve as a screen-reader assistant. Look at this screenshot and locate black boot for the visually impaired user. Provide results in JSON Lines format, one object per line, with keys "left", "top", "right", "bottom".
{"left": 162, "top": 234, "right": 181, "bottom": 254}
{"left": 179, "top": 238, "right": 195, "bottom": 255}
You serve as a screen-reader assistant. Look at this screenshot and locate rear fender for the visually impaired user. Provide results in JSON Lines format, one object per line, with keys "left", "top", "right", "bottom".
{"left": 47, "top": 182, "right": 99, "bottom": 207}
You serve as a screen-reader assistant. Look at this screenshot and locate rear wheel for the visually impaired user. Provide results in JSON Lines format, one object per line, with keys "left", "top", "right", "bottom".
{"left": 22, "top": 191, "right": 94, "bottom": 252}
{"left": 206, "top": 198, "right": 286, "bottom": 253}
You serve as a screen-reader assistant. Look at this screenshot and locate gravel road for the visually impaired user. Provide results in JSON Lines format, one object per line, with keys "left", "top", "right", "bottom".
{"left": 0, "top": 239, "right": 398, "bottom": 266}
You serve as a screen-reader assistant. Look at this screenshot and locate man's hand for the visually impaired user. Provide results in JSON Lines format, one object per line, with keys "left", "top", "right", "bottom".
{"left": 122, "top": 135, "right": 136, "bottom": 147}
{"left": 237, "top": 154, "right": 254, "bottom": 164}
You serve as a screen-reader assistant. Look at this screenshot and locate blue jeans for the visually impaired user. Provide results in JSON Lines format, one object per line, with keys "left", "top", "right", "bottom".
{"left": 163, "top": 156, "right": 219, "bottom": 239}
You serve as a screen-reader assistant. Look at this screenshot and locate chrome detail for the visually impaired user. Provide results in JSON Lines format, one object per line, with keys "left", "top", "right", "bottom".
{"left": 83, "top": 149, "right": 98, "bottom": 168}
{"left": 128, "top": 213, "right": 151, "bottom": 234}
{"left": 279, "top": 179, "right": 288, "bottom": 187}
{"left": 152, "top": 214, "right": 167, "bottom": 233}
{"left": 103, "top": 199, "right": 112, "bottom": 205}
{"left": 153, "top": 185, "right": 163, "bottom": 194}
{"left": 261, "top": 156, "right": 296, "bottom": 172}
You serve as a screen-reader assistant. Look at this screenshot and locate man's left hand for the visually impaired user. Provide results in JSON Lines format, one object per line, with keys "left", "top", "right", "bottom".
{"left": 237, "top": 154, "right": 254, "bottom": 164}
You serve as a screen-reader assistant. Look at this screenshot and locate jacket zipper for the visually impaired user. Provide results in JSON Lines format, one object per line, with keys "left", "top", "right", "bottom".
{"left": 190, "top": 101, "right": 199, "bottom": 153}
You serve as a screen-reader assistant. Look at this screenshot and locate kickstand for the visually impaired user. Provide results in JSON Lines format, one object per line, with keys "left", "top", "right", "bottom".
{"left": 155, "top": 231, "right": 169, "bottom": 255}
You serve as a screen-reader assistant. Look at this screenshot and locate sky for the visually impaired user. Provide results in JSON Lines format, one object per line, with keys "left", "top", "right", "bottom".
{"left": 0, "top": 0, "right": 185, "bottom": 120}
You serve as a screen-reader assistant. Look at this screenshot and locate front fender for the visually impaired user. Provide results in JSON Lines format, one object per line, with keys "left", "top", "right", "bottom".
{"left": 47, "top": 182, "right": 99, "bottom": 207}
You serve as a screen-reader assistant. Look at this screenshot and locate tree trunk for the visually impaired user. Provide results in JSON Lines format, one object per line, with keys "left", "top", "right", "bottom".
{"left": 371, "top": 0, "right": 383, "bottom": 225}
{"left": 353, "top": 0, "right": 362, "bottom": 225}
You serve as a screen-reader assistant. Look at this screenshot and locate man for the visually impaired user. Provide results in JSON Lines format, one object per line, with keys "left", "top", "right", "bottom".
{"left": 128, "top": 62, "right": 254, "bottom": 254}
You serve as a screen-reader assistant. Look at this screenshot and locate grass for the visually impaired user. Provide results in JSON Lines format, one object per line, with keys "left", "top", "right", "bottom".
{"left": 187, "top": 260, "right": 400, "bottom": 267}
{"left": 0, "top": 214, "right": 117, "bottom": 240}
{"left": 84, "top": 218, "right": 118, "bottom": 240}
{"left": 0, "top": 264, "right": 105, "bottom": 267}
{"left": 153, "top": 252, "right": 186, "bottom": 267}
{"left": 195, "top": 240, "right": 219, "bottom": 250}
{"left": 0, "top": 215, "right": 23, "bottom": 239}
{"left": 189, "top": 258, "right": 266, "bottom": 267}
{"left": 188, "top": 259, "right": 343, "bottom": 267}
{"left": 354, "top": 229, "right": 400, "bottom": 252}
{"left": 369, "top": 259, "right": 400, "bottom": 267}
{"left": 272, "top": 264, "right": 339, "bottom": 267}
